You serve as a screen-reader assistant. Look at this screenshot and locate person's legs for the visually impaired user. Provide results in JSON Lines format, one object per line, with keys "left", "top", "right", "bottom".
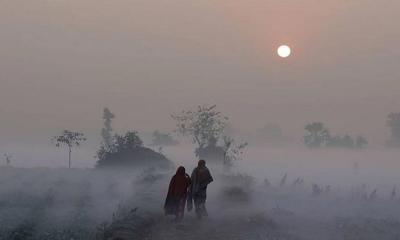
{"left": 198, "top": 197, "right": 208, "bottom": 217}
{"left": 194, "top": 196, "right": 202, "bottom": 219}
{"left": 175, "top": 198, "right": 186, "bottom": 221}
{"left": 194, "top": 196, "right": 208, "bottom": 219}
{"left": 201, "top": 198, "right": 208, "bottom": 217}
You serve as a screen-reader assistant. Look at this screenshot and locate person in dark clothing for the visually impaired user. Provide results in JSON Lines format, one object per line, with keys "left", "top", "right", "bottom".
{"left": 164, "top": 166, "right": 191, "bottom": 221}
{"left": 187, "top": 160, "right": 213, "bottom": 219}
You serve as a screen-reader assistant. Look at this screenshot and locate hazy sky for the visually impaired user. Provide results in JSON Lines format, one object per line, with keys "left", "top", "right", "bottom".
{"left": 1, "top": 0, "right": 399, "bottom": 145}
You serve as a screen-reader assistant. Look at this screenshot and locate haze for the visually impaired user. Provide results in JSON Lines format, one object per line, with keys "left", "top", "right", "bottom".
{"left": 2, "top": 2, "right": 400, "bottom": 239}
{"left": 1, "top": 0, "right": 399, "bottom": 166}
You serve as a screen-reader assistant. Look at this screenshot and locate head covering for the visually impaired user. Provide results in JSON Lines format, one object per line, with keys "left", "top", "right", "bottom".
{"left": 176, "top": 166, "right": 186, "bottom": 176}
{"left": 165, "top": 166, "right": 191, "bottom": 217}
{"left": 167, "top": 166, "right": 190, "bottom": 198}
{"left": 198, "top": 159, "right": 206, "bottom": 167}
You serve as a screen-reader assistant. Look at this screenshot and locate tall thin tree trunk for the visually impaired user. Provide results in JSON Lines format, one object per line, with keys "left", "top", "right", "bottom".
{"left": 68, "top": 147, "right": 71, "bottom": 168}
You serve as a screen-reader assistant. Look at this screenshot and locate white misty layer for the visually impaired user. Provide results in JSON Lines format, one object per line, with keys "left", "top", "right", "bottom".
{"left": 0, "top": 146, "right": 400, "bottom": 239}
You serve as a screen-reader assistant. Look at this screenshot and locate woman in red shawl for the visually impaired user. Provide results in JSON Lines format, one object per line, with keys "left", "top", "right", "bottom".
{"left": 164, "top": 166, "right": 191, "bottom": 221}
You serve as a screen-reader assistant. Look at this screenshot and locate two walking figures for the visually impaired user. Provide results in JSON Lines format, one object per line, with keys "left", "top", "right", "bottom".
{"left": 164, "top": 160, "right": 213, "bottom": 221}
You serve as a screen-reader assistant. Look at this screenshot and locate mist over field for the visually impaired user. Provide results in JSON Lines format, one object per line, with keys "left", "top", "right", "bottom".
{"left": 1, "top": 0, "right": 400, "bottom": 239}
{"left": 1, "top": 144, "right": 400, "bottom": 240}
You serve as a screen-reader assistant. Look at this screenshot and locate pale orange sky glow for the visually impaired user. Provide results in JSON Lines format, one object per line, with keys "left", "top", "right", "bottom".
{"left": 212, "top": 1, "right": 348, "bottom": 57}
{"left": 0, "top": 0, "right": 399, "bottom": 147}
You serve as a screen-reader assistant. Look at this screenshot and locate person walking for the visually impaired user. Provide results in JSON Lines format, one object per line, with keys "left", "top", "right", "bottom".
{"left": 164, "top": 166, "right": 191, "bottom": 221}
{"left": 188, "top": 160, "right": 213, "bottom": 219}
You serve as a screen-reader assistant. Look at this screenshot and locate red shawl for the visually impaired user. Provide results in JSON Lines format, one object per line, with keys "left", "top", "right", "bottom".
{"left": 164, "top": 166, "right": 191, "bottom": 215}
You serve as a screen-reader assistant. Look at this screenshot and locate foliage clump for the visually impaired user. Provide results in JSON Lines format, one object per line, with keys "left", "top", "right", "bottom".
{"left": 304, "top": 122, "right": 331, "bottom": 148}
{"left": 96, "top": 131, "right": 172, "bottom": 169}
{"left": 172, "top": 105, "right": 246, "bottom": 166}
{"left": 96, "top": 108, "right": 172, "bottom": 169}
{"left": 303, "top": 122, "right": 368, "bottom": 149}
{"left": 52, "top": 130, "right": 86, "bottom": 168}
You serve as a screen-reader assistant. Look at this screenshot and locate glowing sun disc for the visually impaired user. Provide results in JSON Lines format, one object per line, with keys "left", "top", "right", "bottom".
{"left": 277, "top": 45, "right": 291, "bottom": 58}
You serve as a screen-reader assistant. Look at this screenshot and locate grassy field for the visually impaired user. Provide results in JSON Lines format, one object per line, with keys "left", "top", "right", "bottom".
{"left": 1, "top": 149, "right": 400, "bottom": 240}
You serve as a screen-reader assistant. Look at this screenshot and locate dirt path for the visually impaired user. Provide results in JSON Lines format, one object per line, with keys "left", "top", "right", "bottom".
{"left": 150, "top": 213, "right": 298, "bottom": 240}
{"left": 105, "top": 210, "right": 296, "bottom": 240}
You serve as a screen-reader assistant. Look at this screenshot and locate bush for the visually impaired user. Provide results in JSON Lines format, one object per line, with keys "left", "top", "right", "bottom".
{"left": 96, "top": 131, "right": 172, "bottom": 169}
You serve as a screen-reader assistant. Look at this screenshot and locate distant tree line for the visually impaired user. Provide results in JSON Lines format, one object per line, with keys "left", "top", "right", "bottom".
{"left": 49, "top": 109, "right": 400, "bottom": 169}
{"left": 387, "top": 112, "right": 400, "bottom": 147}
{"left": 303, "top": 112, "right": 400, "bottom": 149}
{"left": 303, "top": 122, "right": 367, "bottom": 149}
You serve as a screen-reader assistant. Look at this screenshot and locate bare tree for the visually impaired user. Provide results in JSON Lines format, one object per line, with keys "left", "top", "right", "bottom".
{"left": 52, "top": 130, "right": 86, "bottom": 168}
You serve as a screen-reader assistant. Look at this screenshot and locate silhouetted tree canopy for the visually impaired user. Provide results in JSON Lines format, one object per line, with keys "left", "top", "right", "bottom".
{"left": 387, "top": 112, "right": 400, "bottom": 147}
{"left": 96, "top": 131, "right": 172, "bottom": 169}
{"left": 52, "top": 130, "right": 86, "bottom": 168}
{"left": 304, "top": 122, "right": 368, "bottom": 149}
{"left": 172, "top": 105, "right": 227, "bottom": 149}
{"left": 172, "top": 105, "right": 228, "bottom": 162}
{"left": 96, "top": 109, "right": 172, "bottom": 169}
{"left": 304, "top": 122, "right": 330, "bottom": 148}
{"left": 172, "top": 105, "right": 246, "bottom": 166}
{"left": 326, "top": 134, "right": 355, "bottom": 148}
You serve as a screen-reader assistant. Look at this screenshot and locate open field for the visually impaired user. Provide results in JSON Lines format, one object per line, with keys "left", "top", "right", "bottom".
{"left": 1, "top": 147, "right": 400, "bottom": 239}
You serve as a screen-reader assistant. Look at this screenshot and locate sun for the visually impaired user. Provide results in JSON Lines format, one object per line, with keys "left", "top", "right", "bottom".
{"left": 277, "top": 45, "right": 291, "bottom": 58}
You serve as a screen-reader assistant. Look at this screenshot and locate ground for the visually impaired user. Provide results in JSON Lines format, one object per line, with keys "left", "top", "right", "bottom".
{"left": 106, "top": 210, "right": 292, "bottom": 240}
{"left": 2, "top": 158, "right": 400, "bottom": 240}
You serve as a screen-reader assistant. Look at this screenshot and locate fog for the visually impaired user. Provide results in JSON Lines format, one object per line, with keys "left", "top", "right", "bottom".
{"left": 1, "top": 0, "right": 400, "bottom": 150}
{"left": 1, "top": 0, "right": 399, "bottom": 165}
{"left": 1, "top": 0, "right": 400, "bottom": 239}
{"left": 1, "top": 145, "right": 400, "bottom": 239}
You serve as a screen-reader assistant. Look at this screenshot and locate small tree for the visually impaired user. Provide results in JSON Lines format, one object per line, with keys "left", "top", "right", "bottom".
{"left": 171, "top": 105, "right": 227, "bottom": 150}
{"left": 304, "top": 122, "right": 330, "bottom": 148}
{"left": 172, "top": 105, "right": 247, "bottom": 166}
{"left": 114, "top": 131, "right": 143, "bottom": 151}
{"left": 96, "top": 131, "right": 172, "bottom": 168}
{"left": 101, "top": 108, "right": 115, "bottom": 150}
{"left": 222, "top": 136, "right": 248, "bottom": 167}
{"left": 52, "top": 130, "right": 86, "bottom": 168}
{"left": 3, "top": 153, "right": 12, "bottom": 166}
{"left": 387, "top": 112, "right": 400, "bottom": 147}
